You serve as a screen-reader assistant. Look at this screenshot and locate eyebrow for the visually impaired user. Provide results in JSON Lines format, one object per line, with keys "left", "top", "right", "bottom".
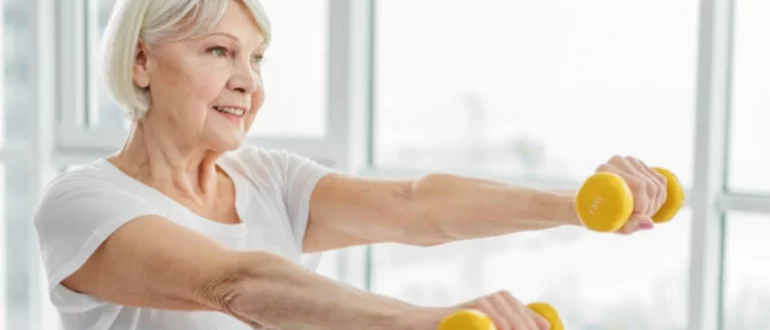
{"left": 205, "top": 32, "right": 266, "bottom": 47}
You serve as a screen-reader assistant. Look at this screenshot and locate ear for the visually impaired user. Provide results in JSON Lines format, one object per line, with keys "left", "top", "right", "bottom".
{"left": 132, "top": 40, "right": 151, "bottom": 89}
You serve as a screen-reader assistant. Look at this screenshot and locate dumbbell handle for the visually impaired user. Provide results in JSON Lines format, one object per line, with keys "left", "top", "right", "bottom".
{"left": 438, "top": 302, "right": 563, "bottom": 330}
{"left": 575, "top": 167, "right": 685, "bottom": 232}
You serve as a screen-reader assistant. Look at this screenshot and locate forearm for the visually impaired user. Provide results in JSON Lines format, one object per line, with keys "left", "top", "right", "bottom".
{"left": 216, "top": 251, "right": 414, "bottom": 330}
{"left": 407, "top": 173, "right": 581, "bottom": 245}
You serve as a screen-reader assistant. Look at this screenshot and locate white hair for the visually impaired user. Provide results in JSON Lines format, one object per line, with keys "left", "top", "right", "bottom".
{"left": 100, "top": 0, "right": 271, "bottom": 119}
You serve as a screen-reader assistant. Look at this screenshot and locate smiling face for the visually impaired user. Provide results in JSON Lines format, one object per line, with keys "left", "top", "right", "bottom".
{"left": 132, "top": 0, "right": 266, "bottom": 152}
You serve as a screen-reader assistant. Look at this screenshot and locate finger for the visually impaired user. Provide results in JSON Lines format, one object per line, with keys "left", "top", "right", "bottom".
{"left": 499, "top": 292, "right": 538, "bottom": 330}
{"left": 479, "top": 299, "right": 511, "bottom": 330}
{"left": 620, "top": 214, "right": 654, "bottom": 234}
{"left": 624, "top": 157, "right": 661, "bottom": 215}
{"left": 638, "top": 159, "right": 668, "bottom": 214}
{"left": 599, "top": 161, "right": 652, "bottom": 218}
{"left": 491, "top": 293, "right": 518, "bottom": 330}
{"left": 527, "top": 309, "right": 552, "bottom": 330}
{"left": 623, "top": 175, "right": 651, "bottom": 216}
{"left": 625, "top": 157, "right": 667, "bottom": 214}
{"left": 608, "top": 155, "right": 637, "bottom": 172}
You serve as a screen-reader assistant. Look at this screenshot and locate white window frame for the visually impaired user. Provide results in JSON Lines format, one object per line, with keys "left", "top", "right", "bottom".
{"left": 687, "top": 0, "right": 733, "bottom": 329}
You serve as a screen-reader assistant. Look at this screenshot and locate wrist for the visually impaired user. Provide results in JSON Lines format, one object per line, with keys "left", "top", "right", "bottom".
{"left": 394, "top": 306, "right": 453, "bottom": 330}
{"left": 554, "top": 192, "right": 582, "bottom": 227}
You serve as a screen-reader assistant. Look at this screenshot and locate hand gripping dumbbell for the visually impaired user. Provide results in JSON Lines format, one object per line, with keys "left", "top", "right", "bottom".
{"left": 575, "top": 167, "right": 685, "bottom": 232}
{"left": 438, "top": 302, "right": 563, "bottom": 330}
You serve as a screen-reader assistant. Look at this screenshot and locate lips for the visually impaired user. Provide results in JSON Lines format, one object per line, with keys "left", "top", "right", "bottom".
{"left": 213, "top": 106, "right": 245, "bottom": 117}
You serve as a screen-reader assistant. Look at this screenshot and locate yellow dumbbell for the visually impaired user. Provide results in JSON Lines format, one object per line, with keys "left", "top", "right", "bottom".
{"left": 438, "top": 302, "right": 563, "bottom": 330}
{"left": 575, "top": 167, "right": 685, "bottom": 233}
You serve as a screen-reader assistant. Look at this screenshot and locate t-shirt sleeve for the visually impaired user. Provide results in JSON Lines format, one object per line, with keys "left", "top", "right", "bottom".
{"left": 279, "top": 151, "right": 334, "bottom": 250}
{"left": 33, "top": 172, "right": 164, "bottom": 309}
{"left": 250, "top": 148, "right": 334, "bottom": 269}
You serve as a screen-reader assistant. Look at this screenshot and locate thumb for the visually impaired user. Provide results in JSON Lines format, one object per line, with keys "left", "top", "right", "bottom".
{"left": 621, "top": 214, "right": 654, "bottom": 234}
{"left": 535, "top": 315, "right": 551, "bottom": 330}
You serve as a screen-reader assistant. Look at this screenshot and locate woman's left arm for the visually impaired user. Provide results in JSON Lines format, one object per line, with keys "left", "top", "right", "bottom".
{"left": 302, "top": 172, "right": 581, "bottom": 253}
{"left": 302, "top": 155, "right": 666, "bottom": 253}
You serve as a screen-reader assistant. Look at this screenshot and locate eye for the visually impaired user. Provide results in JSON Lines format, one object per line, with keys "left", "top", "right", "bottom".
{"left": 252, "top": 55, "right": 264, "bottom": 64}
{"left": 207, "top": 46, "right": 229, "bottom": 57}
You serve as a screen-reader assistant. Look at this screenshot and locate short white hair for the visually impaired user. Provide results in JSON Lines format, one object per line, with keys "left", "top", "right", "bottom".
{"left": 100, "top": 0, "right": 271, "bottom": 119}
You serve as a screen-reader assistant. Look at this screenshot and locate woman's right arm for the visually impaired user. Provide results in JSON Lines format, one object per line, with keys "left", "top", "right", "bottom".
{"left": 63, "top": 214, "right": 414, "bottom": 329}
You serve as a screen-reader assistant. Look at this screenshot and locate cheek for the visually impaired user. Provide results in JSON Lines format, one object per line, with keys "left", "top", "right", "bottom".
{"left": 151, "top": 61, "right": 223, "bottom": 108}
{"left": 190, "top": 67, "right": 230, "bottom": 101}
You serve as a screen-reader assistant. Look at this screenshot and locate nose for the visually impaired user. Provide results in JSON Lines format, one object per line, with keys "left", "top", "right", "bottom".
{"left": 227, "top": 59, "right": 259, "bottom": 94}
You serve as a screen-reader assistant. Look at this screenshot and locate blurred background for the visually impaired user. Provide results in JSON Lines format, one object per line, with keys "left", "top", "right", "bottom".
{"left": 2, "top": 0, "right": 769, "bottom": 329}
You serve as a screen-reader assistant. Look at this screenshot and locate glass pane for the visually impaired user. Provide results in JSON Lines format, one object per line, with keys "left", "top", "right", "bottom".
{"left": 0, "top": 164, "right": 5, "bottom": 328}
{"left": 2, "top": 0, "right": 31, "bottom": 147}
{"left": 92, "top": 0, "right": 328, "bottom": 138}
{"left": 248, "top": 0, "right": 328, "bottom": 137}
{"left": 374, "top": 0, "right": 698, "bottom": 187}
{"left": 91, "top": 0, "right": 126, "bottom": 130}
{"left": 371, "top": 209, "right": 692, "bottom": 329}
{"left": 3, "top": 0, "right": 30, "bottom": 328}
{"left": 723, "top": 211, "right": 770, "bottom": 329}
{"left": 727, "top": 1, "right": 770, "bottom": 193}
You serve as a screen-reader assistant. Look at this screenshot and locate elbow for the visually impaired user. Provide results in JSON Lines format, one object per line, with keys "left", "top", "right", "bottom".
{"left": 197, "top": 252, "right": 279, "bottom": 328}
{"left": 400, "top": 173, "right": 456, "bottom": 246}
{"left": 196, "top": 252, "right": 254, "bottom": 311}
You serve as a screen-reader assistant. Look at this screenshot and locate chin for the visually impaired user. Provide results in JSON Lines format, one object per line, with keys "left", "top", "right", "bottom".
{"left": 211, "top": 134, "right": 246, "bottom": 153}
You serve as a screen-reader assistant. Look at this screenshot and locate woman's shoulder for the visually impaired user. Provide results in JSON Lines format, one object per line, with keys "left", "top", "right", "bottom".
{"left": 36, "top": 158, "right": 157, "bottom": 215}
{"left": 43, "top": 158, "right": 139, "bottom": 193}
{"left": 223, "top": 145, "right": 295, "bottom": 168}
{"left": 221, "top": 146, "right": 332, "bottom": 183}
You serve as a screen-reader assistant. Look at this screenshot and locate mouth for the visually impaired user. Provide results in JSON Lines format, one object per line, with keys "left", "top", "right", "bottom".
{"left": 212, "top": 105, "right": 246, "bottom": 118}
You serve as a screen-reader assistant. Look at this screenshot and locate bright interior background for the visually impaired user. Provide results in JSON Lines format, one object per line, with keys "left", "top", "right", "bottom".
{"left": 2, "top": 0, "right": 769, "bottom": 329}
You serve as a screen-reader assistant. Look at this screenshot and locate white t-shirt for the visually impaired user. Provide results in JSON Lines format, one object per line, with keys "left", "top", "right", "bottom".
{"left": 33, "top": 146, "right": 333, "bottom": 330}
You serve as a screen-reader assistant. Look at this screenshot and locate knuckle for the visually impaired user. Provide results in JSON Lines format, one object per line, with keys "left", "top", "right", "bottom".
{"left": 508, "top": 316, "right": 528, "bottom": 330}
{"left": 645, "top": 181, "right": 657, "bottom": 195}
{"left": 478, "top": 299, "right": 493, "bottom": 309}
{"left": 497, "top": 290, "right": 514, "bottom": 300}
{"left": 627, "top": 177, "right": 645, "bottom": 193}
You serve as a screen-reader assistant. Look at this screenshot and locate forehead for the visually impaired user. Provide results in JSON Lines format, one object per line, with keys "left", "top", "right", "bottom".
{"left": 209, "top": 0, "right": 266, "bottom": 46}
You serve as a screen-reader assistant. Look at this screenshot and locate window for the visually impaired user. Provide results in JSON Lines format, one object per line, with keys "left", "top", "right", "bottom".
{"left": 2, "top": 0, "right": 28, "bottom": 147}
{"left": 91, "top": 0, "right": 329, "bottom": 138}
{"left": 89, "top": 0, "right": 123, "bottom": 130}
{"left": 248, "top": 0, "right": 329, "bottom": 137}
{"left": 371, "top": 209, "right": 692, "bottom": 329}
{"left": 723, "top": 212, "right": 770, "bottom": 329}
{"left": 3, "top": 0, "right": 30, "bottom": 328}
{"left": 727, "top": 0, "right": 770, "bottom": 194}
{"left": 373, "top": 0, "right": 698, "bottom": 187}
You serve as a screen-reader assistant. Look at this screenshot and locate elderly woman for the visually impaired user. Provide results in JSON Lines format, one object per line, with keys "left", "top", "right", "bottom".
{"left": 33, "top": 0, "right": 667, "bottom": 329}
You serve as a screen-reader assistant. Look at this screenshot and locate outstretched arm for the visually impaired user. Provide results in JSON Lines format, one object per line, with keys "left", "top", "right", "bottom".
{"left": 62, "top": 215, "right": 414, "bottom": 329}
{"left": 303, "top": 155, "right": 667, "bottom": 253}
{"left": 303, "top": 172, "right": 581, "bottom": 253}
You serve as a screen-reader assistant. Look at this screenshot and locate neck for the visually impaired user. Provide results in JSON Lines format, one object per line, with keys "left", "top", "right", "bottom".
{"left": 111, "top": 119, "right": 222, "bottom": 203}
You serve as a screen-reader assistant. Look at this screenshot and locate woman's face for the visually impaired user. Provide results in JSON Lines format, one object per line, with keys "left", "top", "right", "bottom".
{"left": 133, "top": 0, "right": 265, "bottom": 152}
